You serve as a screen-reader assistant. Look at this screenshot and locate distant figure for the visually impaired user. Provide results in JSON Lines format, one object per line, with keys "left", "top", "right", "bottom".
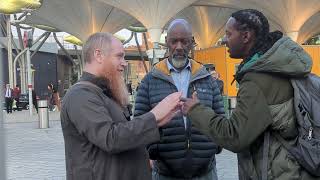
{"left": 32, "top": 89, "right": 38, "bottom": 113}
{"left": 48, "top": 83, "right": 61, "bottom": 111}
{"left": 4, "top": 84, "right": 13, "bottom": 114}
{"left": 47, "top": 83, "right": 55, "bottom": 111}
{"left": 135, "top": 82, "right": 140, "bottom": 92}
{"left": 211, "top": 70, "right": 224, "bottom": 95}
{"left": 127, "top": 81, "right": 133, "bottom": 95}
{"left": 13, "top": 85, "right": 21, "bottom": 111}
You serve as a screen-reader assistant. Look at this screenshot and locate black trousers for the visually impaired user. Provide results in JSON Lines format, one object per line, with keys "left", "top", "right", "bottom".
{"left": 33, "top": 100, "right": 38, "bottom": 113}
{"left": 5, "top": 97, "right": 13, "bottom": 113}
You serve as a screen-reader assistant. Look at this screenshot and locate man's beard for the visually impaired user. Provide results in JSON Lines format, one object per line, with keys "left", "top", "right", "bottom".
{"left": 170, "top": 53, "right": 188, "bottom": 69}
{"left": 103, "top": 66, "right": 129, "bottom": 108}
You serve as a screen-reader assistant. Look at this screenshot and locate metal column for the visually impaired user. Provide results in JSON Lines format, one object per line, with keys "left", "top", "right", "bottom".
{"left": 7, "top": 16, "right": 13, "bottom": 87}
{"left": 26, "top": 48, "right": 33, "bottom": 115}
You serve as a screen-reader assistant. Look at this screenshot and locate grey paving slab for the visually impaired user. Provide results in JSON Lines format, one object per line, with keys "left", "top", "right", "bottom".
{"left": 4, "top": 110, "right": 238, "bottom": 180}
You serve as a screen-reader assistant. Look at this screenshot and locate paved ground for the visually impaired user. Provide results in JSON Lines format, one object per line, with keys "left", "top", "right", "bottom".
{"left": 3, "top": 110, "right": 238, "bottom": 180}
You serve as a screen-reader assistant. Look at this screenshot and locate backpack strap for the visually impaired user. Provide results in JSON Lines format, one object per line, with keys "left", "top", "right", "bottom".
{"left": 262, "top": 131, "right": 270, "bottom": 180}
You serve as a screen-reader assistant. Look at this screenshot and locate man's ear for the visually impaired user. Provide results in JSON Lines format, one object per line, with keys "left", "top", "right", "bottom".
{"left": 94, "top": 49, "right": 103, "bottom": 64}
{"left": 241, "top": 30, "right": 254, "bottom": 44}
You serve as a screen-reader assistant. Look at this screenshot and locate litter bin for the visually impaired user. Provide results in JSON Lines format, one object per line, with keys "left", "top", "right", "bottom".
{"left": 38, "top": 100, "right": 49, "bottom": 128}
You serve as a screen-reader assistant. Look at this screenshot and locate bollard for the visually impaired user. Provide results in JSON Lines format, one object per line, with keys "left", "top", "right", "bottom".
{"left": 38, "top": 100, "right": 49, "bottom": 128}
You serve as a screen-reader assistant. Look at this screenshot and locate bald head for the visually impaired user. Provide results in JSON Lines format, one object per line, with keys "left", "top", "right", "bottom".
{"left": 167, "top": 19, "right": 192, "bottom": 36}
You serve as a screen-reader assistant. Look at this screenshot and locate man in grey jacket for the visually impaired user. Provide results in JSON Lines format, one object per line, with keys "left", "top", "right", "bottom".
{"left": 60, "top": 32, "right": 182, "bottom": 180}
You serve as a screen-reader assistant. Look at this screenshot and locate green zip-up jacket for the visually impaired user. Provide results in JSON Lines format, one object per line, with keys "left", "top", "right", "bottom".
{"left": 187, "top": 37, "right": 319, "bottom": 180}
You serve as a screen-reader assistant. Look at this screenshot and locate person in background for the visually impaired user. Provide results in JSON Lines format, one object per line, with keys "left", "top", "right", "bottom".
{"left": 211, "top": 70, "right": 224, "bottom": 95}
{"left": 127, "top": 80, "right": 133, "bottom": 95}
{"left": 135, "top": 82, "right": 140, "bottom": 92}
{"left": 32, "top": 89, "right": 38, "bottom": 113}
{"left": 48, "top": 83, "right": 61, "bottom": 111}
{"left": 13, "top": 85, "right": 21, "bottom": 111}
{"left": 4, "top": 84, "right": 13, "bottom": 114}
{"left": 47, "top": 83, "right": 55, "bottom": 111}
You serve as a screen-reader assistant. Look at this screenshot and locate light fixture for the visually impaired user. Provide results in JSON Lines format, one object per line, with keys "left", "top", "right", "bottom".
{"left": 64, "top": 35, "right": 83, "bottom": 46}
{"left": 31, "top": 24, "right": 60, "bottom": 32}
{"left": 0, "top": 0, "right": 41, "bottom": 14}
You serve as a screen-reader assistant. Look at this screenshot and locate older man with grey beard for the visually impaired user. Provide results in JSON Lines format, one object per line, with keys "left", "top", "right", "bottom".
{"left": 135, "top": 19, "right": 225, "bottom": 180}
{"left": 60, "top": 32, "right": 182, "bottom": 180}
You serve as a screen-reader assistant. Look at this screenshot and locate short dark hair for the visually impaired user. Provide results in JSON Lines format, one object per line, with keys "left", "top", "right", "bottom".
{"left": 231, "top": 9, "right": 283, "bottom": 59}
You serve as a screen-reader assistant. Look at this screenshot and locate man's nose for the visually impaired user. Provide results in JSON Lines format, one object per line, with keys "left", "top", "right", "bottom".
{"left": 176, "top": 41, "right": 183, "bottom": 50}
{"left": 120, "top": 58, "right": 128, "bottom": 66}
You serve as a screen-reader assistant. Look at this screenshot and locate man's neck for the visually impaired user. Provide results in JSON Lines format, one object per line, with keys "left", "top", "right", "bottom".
{"left": 83, "top": 66, "right": 101, "bottom": 77}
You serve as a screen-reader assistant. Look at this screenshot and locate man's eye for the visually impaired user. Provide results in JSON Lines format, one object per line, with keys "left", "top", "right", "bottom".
{"left": 170, "top": 39, "right": 178, "bottom": 44}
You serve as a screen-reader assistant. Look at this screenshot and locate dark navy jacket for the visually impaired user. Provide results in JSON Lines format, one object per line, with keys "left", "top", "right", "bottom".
{"left": 134, "top": 59, "right": 225, "bottom": 178}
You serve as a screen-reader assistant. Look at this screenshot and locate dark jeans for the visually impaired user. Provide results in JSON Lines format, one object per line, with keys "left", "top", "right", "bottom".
{"left": 5, "top": 97, "right": 13, "bottom": 113}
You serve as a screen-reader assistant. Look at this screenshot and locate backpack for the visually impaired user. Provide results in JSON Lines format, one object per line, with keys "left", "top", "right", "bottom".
{"left": 274, "top": 73, "right": 320, "bottom": 177}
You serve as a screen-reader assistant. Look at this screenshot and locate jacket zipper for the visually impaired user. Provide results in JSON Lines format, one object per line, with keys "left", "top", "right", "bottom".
{"left": 186, "top": 85, "right": 197, "bottom": 150}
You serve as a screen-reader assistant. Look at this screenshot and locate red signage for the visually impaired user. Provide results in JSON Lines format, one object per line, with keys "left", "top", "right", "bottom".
{"left": 23, "top": 31, "right": 28, "bottom": 48}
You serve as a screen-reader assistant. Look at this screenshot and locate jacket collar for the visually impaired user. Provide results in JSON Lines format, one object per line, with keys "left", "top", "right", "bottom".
{"left": 151, "top": 58, "right": 210, "bottom": 84}
{"left": 166, "top": 59, "right": 191, "bottom": 73}
{"left": 154, "top": 58, "right": 203, "bottom": 76}
{"left": 80, "top": 72, "right": 112, "bottom": 97}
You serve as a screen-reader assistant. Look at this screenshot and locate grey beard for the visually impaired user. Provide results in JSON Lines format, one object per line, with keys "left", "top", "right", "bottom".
{"left": 171, "top": 57, "right": 188, "bottom": 69}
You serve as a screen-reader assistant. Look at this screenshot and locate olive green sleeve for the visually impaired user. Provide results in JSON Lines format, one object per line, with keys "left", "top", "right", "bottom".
{"left": 187, "top": 80, "right": 273, "bottom": 152}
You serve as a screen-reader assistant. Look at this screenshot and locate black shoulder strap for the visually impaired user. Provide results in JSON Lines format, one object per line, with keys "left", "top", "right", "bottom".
{"left": 262, "top": 131, "right": 270, "bottom": 180}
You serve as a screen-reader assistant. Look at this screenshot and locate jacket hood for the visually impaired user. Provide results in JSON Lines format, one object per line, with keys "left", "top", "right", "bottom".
{"left": 239, "top": 36, "right": 312, "bottom": 78}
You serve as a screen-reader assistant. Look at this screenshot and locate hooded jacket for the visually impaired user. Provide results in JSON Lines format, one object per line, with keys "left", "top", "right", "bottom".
{"left": 187, "top": 37, "right": 318, "bottom": 180}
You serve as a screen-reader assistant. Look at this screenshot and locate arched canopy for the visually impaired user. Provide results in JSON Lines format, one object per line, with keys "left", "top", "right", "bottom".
{"left": 25, "top": 0, "right": 139, "bottom": 41}
{"left": 172, "top": 5, "right": 236, "bottom": 49}
{"left": 100, "top": 0, "right": 199, "bottom": 42}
